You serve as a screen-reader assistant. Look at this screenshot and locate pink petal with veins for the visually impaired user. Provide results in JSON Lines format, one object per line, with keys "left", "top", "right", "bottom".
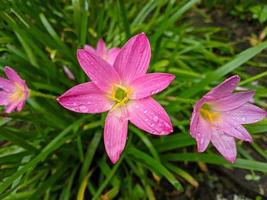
{"left": 104, "top": 108, "right": 128, "bottom": 163}
{"left": 195, "top": 117, "right": 211, "bottom": 152}
{"left": 114, "top": 33, "right": 151, "bottom": 84}
{"left": 77, "top": 49, "right": 121, "bottom": 92}
{"left": 128, "top": 97, "right": 173, "bottom": 135}
{"left": 211, "top": 128, "right": 237, "bottom": 163}
{"left": 225, "top": 103, "right": 267, "bottom": 124}
{"left": 130, "top": 73, "right": 175, "bottom": 99}
{"left": 206, "top": 75, "right": 240, "bottom": 98}
{"left": 57, "top": 82, "right": 113, "bottom": 113}
{"left": 212, "top": 91, "right": 255, "bottom": 111}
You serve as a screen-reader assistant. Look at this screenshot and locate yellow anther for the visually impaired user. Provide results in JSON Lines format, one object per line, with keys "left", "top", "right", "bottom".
{"left": 200, "top": 103, "right": 221, "bottom": 124}
{"left": 108, "top": 84, "right": 132, "bottom": 111}
{"left": 9, "top": 83, "right": 24, "bottom": 102}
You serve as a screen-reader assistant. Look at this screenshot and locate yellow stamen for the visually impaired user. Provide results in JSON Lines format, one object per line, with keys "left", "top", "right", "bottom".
{"left": 107, "top": 84, "right": 132, "bottom": 111}
{"left": 9, "top": 83, "right": 25, "bottom": 102}
{"left": 200, "top": 103, "right": 221, "bottom": 124}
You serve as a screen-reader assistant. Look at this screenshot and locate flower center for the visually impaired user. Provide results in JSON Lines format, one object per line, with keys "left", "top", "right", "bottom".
{"left": 200, "top": 103, "right": 221, "bottom": 124}
{"left": 9, "top": 83, "right": 25, "bottom": 102}
{"left": 108, "top": 84, "right": 132, "bottom": 110}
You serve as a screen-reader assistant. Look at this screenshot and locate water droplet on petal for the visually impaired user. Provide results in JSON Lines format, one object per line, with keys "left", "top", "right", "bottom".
{"left": 144, "top": 118, "right": 148, "bottom": 122}
{"left": 164, "top": 122, "right": 171, "bottom": 128}
{"left": 144, "top": 110, "right": 148, "bottom": 114}
{"left": 151, "top": 123, "right": 155, "bottom": 127}
{"left": 241, "top": 116, "right": 246, "bottom": 122}
{"left": 151, "top": 90, "right": 156, "bottom": 95}
{"left": 78, "top": 105, "right": 88, "bottom": 112}
{"left": 153, "top": 116, "right": 159, "bottom": 122}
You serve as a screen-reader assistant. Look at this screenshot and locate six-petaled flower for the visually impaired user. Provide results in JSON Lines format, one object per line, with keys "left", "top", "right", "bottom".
{"left": 190, "top": 75, "right": 267, "bottom": 163}
{"left": 58, "top": 33, "right": 175, "bottom": 163}
{"left": 0, "top": 66, "right": 29, "bottom": 113}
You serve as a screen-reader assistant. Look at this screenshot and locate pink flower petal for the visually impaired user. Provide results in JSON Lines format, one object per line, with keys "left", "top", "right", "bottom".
{"left": 206, "top": 75, "right": 240, "bottom": 98}
{"left": 225, "top": 103, "right": 267, "bottom": 124}
{"left": 127, "top": 97, "right": 173, "bottom": 135}
{"left": 4, "top": 66, "right": 25, "bottom": 85}
{"left": 57, "top": 82, "right": 113, "bottom": 113}
{"left": 211, "top": 128, "right": 237, "bottom": 163}
{"left": 5, "top": 102, "right": 19, "bottom": 113}
{"left": 16, "top": 101, "right": 26, "bottom": 112}
{"left": 107, "top": 47, "right": 121, "bottom": 65}
{"left": 190, "top": 110, "right": 199, "bottom": 138}
{"left": 195, "top": 117, "right": 211, "bottom": 152}
{"left": 114, "top": 33, "right": 151, "bottom": 84}
{"left": 0, "top": 77, "right": 13, "bottom": 92}
{"left": 190, "top": 97, "right": 211, "bottom": 138}
{"left": 84, "top": 45, "right": 96, "bottom": 54}
{"left": 213, "top": 91, "right": 255, "bottom": 111}
{"left": 220, "top": 121, "right": 252, "bottom": 142}
{"left": 104, "top": 108, "right": 128, "bottom": 163}
{"left": 0, "top": 91, "right": 8, "bottom": 105}
{"left": 130, "top": 73, "right": 175, "bottom": 99}
{"left": 77, "top": 49, "right": 121, "bottom": 92}
{"left": 96, "top": 38, "right": 107, "bottom": 56}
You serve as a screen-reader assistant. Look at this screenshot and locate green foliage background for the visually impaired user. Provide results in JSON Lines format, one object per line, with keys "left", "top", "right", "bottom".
{"left": 0, "top": 0, "right": 267, "bottom": 199}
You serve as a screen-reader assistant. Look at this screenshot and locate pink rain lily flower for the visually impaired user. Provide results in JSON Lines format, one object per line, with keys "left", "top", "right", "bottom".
{"left": 0, "top": 66, "right": 29, "bottom": 113}
{"left": 58, "top": 33, "right": 174, "bottom": 163}
{"left": 190, "top": 75, "right": 267, "bottom": 163}
{"left": 84, "top": 38, "right": 120, "bottom": 65}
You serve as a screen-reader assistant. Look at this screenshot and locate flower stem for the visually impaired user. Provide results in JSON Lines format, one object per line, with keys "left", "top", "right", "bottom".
{"left": 30, "top": 90, "right": 56, "bottom": 100}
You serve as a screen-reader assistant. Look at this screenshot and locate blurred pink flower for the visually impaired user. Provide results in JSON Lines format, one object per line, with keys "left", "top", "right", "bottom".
{"left": 84, "top": 38, "right": 120, "bottom": 65}
{"left": 58, "top": 33, "right": 174, "bottom": 163}
{"left": 0, "top": 66, "right": 29, "bottom": 113}
{"left": 190, "top": 75, "right": 267, "bottom": 163}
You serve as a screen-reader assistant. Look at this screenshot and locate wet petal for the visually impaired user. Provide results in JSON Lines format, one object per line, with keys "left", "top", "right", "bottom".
{"left": 130, "top": 73, "right": 175, "bottom": 99}
{"left": 127, "top": 97, "right": 173, "bottom": 135}
{"left": 114, "top": 33, "right": 151, "bottom": 84}
{"left": 225, "top": 103, "right": 267, "bottom": 124}
{"left": 107, "top": 48, "right": 121, "bottom": 65}
{"left": 206, "top": 75, "right": 240, "bottom": 98}
{"left": 77, "top": 49, "right": 121, "bottom": 92}
{"left": 57, "top": 82, "right": 113, "bottom": 113}
{"left": 220, "top": 121, "right": 252, "bottom": 142}
{"left": 213, "top": 91, "right": 255, "bottom": 111}
{"left": 211, "top": 128, "right": 237, "bottom": 163}
{"left": 104, "top": 108, "right": 128, "bottom": 164}
{"left": 195, "top": 117, "right": 212, "bottom": 152}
